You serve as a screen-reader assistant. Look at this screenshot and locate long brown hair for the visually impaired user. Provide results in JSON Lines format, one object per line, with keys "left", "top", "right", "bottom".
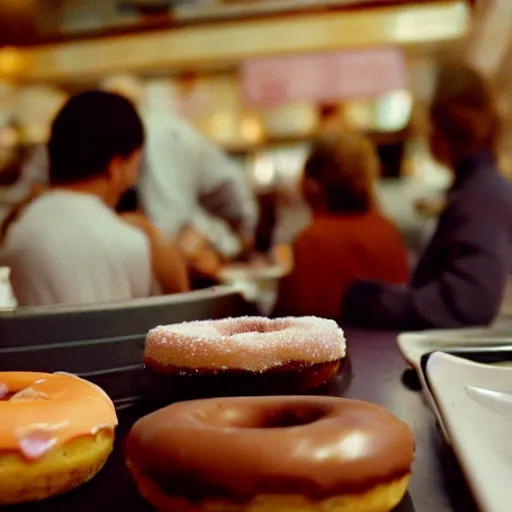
{"left": 430, "top": 64, "right": 500, "bottom": 159}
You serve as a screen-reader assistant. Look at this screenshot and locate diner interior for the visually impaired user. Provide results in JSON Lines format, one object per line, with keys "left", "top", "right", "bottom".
{"left": 0, "top": 1, "right": 512, "bottom": 512}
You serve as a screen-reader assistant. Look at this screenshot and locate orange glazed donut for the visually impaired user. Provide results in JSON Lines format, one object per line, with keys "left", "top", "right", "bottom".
{"left": 125, "top": 396, "right": 415, "bottom": 512}
{"left": 144, "top": 316, "right": 346, "bottom": 394}
{"left": 0, "top": 372, "right": 118, "bottom": 505}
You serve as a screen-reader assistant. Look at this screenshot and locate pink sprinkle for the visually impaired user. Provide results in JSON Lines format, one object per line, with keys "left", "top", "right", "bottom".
{"left": 19, "top": 433, "right": 57, "bottom": 460}
{"left": 0, "top": 383, "right": 8, "bottom": 399}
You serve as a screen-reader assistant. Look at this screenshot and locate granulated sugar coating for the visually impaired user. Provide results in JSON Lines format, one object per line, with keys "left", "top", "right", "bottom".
{"left": 144, "top": 317, "right": 346, "bottom": 372}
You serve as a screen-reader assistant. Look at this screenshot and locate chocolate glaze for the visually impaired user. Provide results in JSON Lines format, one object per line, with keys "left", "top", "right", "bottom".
{"left": 144, "top": 359, "right": 341, "bottom": 397}
{"left": 125, "top": 396, "right": 415, "bottom": 501}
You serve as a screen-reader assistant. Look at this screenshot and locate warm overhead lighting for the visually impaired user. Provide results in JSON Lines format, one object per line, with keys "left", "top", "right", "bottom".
{"left": 260, "top": 104, "right": 317, "bottom": 137}
{"left": 253, "top": 157, "right": 276, "bottom": 188}
{"left": 391, "top": 2, "right": 470, "bottom": 43}
{"left": 0, "top": 47, "right": 24, "bottom": 78}
{"left": 209, "top": 112, "right": 235, "bottom": 144}
{"left": 240, "top": 114, "right": 264, "bottom": 144}
{"left": 344, "top": 101, "right": 373, "bottom": 131}
{"left": 375, "top": 90, "right": 413, "bottom": 132}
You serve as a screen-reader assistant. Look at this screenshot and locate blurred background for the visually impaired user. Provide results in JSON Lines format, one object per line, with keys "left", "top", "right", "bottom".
{"left": 0, "top": 0, "right": 509, "bottom": 257}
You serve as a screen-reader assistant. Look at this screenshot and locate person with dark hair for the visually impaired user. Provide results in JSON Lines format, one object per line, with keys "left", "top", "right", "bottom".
{"left": 19, "top": 76, "right": 258, "bottom": 283}
{"left": 0, "top": 91, "right": 188, "bottom": 306}
{"left": 342, "top": 64, "right": 512, "bottom": 330}
{"left": 273, "top": 132, "right": 408, "bottom": 319}
{"left": 47, "top": 91, "right": 144, "bottom": 187}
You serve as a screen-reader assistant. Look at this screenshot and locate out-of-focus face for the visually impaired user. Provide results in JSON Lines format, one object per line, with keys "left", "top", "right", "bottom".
{"left": 121, "top": 148, "right": 143, "bottom": 189}
{"left": 428, "top": 120, "right": 452, "bottom": 170}
{"left": 107, "top": 147, "right": 143, "bottom": 204}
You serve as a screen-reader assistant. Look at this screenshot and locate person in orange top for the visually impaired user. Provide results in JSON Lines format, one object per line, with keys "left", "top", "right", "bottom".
{"left": 273, "top": 132, "right": 408, "bottom": 320}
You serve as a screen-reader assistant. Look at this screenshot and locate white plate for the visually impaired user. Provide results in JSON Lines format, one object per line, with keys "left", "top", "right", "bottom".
{"left": 397, "top": 323, "right": 512, "bottom": 441}
{"left": 397, "top": 324, "right": 512, "bottom": 368}
{"left": 427, "top": 352, "right": 512, "bottom": 512}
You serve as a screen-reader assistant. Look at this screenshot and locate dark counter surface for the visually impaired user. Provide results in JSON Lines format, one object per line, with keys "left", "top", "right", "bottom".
{"left": 6, "top": 329, "right": 477, "bottom": 512}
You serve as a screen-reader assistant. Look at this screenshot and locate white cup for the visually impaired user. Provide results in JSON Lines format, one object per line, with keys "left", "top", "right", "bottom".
{"left": 0, "top": 267, "right": 17, "bottom": 308}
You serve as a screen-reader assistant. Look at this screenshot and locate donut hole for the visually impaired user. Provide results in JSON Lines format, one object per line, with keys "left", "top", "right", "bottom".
{"left": 218, "top": 319, "right": 289, "bottom": 337}
{"left": 216, "top": 405, "right": 330, "bottom": 429}
{"left": 260, "top": 406, "right": 328, "bottom": 428}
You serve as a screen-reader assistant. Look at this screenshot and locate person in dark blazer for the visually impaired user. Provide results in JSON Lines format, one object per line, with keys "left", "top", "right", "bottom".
{"left": 342, "top": 64, "right": 512, "bottom": 330}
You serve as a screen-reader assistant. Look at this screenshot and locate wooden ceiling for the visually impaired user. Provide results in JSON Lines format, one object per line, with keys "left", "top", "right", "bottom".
{"left": 0, "top": 0, "right": 476, "bottom": 48}
{"left": 0, "top": 0, "right": 39, "bottom": 47}
{"left": 2, "top": 1, "right": 469, "bottom": 84}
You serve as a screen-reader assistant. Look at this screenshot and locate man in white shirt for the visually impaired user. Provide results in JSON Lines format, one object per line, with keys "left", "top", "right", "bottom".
{"left": 0, "top": 91, "right": 188, "bottom": 306}
{"left": 18, "top": 83, "right": 258, "bottom": 261}
{"left": 140, "top": 113, "right": 258, "bottom": 259}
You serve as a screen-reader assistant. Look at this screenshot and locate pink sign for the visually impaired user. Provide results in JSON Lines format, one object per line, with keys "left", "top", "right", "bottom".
{"left": 241, "top": 47, "right": 408, "bottom": 107}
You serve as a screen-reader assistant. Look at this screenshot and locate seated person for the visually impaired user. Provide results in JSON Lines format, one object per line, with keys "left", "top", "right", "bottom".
{"left": 273, "top": 132, "right": 408, "bottom": 319}
{"left": 0, "top": 91, "right": 189, "bottom": 306}
{"left": 342, "top": 64, "right": 512, "bottom": 330}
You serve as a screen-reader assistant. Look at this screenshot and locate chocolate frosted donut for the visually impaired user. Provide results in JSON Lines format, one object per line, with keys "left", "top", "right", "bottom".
{"left": 125, "top": 396, "right": 415, "bottom": 512}
{"left": 144, "top": 317, "right": 346, "bottom": 394}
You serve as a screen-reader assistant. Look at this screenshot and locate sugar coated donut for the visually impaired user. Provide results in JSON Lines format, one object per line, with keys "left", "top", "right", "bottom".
{"left": 125, "top": 396, "right": 415, "bottom": 512}
{"left": 0, "top": 372, "right": 118, "bottom": 505}
{"left": 144, "top": 316, "right": 346, "bottom": 393}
